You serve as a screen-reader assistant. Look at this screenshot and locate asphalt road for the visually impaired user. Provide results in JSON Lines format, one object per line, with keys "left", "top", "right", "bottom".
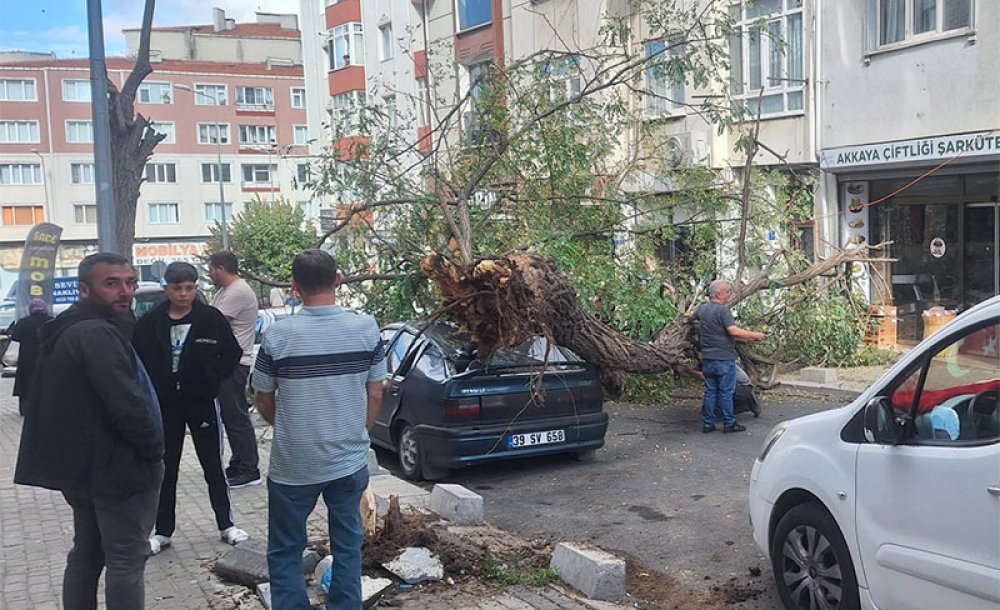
{"left": 387, "top": 384, "right": 859, "bottom": 609}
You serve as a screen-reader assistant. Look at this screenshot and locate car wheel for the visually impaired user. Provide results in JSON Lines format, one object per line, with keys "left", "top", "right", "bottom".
{"left": 397, "top": 423, "right": 422, "bottom": 480}
{"left": 771, "top": 503, "right": 860, "bottom": 610}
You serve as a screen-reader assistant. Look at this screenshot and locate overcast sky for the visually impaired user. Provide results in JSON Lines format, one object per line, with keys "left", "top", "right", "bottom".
{"left": 1, "top": 0, "right": 301, "bottom": 58}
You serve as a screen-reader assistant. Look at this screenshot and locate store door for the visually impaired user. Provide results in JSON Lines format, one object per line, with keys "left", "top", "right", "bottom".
{"left": 963, "top": 203, "right": 999, "bottom": 309}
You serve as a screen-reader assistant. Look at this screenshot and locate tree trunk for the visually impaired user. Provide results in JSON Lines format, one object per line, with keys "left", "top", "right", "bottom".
{"left": 423, "top": 247, "right": 887, "bottom": 396}
{"left": 106, "top": 0, "right": 161, "bottom": 258}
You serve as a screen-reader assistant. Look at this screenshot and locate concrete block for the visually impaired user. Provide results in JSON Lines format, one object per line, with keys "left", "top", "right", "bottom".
{"left": 256, "top": 582, "right": 272, "bottom": 609}
{"left": 362, "top": 576, "right": 393, "bottom": 608}
{"left": 430, "top": 484, "right": 484, "bottom": 525}
{"left": 302, "top": 549, "right": 320, "bottom": 575}
{"left": 215, "top": 539, "right": 269, "bottom": 586}
{"left": 367, "top": 448, "right": 388, "bottom": 476}
{"left": 799, "top": 367, "right": 838, "bottom": 384}
{"left": 549, "top": 542, "right": 626, "bottom": 602}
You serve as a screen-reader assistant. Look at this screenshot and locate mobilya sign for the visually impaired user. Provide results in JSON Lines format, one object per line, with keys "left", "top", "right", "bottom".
{"left": 15, "top": 223, "right": 62, "bottom": 319}
{"left": 821, "top": 129, "right": 1000, "bottom": 170}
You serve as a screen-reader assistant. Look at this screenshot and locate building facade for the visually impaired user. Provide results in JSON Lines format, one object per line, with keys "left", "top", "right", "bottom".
{"left": 0, "top": 10, "right": 312, "bottom": 288}
{"left": 817, "top": 0, "right": 997, "bottom": 341}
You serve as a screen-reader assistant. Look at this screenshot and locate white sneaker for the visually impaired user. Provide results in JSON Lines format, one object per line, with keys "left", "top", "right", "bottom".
{"left": 149, "top": 534, "right": 172, "bottom": 555}
{"left": 220, "top": 526, "right": 249, "bottom": 545}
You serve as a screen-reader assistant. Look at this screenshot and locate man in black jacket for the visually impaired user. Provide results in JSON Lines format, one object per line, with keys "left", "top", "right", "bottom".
{"left": 132, "top": 262, "right": 246, "bottom": 555}
{"left": 9, "top": 298, "right": 53, "bottom": 416}
{"left": 15, "top": 252, "right": 165, "bottom": 610}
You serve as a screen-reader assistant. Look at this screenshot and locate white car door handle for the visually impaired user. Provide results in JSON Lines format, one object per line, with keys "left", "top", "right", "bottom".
{"left": 988, "top": 486, "right": 1000, "bottom": 497}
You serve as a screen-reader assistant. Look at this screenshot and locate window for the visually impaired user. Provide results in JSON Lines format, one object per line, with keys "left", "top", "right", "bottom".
{"left": 201, "top": 163, "right": 232, "bottom": 183}
{"left": 145, "top": 163, "right": 177, "bottom": 183}
{"left": 0, "top": 79, "right": 36, "bottom": 101}
{"left": 0, "top": 121, "right": 39, "bottom": 143}
{"left": 298, "top": 200, "right": 315, "bottom": 218}
{"left": 291, "top": 87, "right": 306, "bottom": 108}
{"left": 73, "top": 203, "right": 97, "bottom": 224}
{"left": 293, "top": 125, "right": 310, "bottom": 145}
{"left": 147, "top": 202, "right": 180, "bottom": 224}
{"left": 544, "top": 55, "right": 583, "bottom": 102}
{"left": 0, "top": 164, "right": 43, "bottom": 185}
{"left": 138, "top": 82, "right": 173, "bottom": 104}
{"left": 2, "top": 205, "right": 44, "bottom": 226}
{"left": 886, "top": 321, "right": 1000, "bottom": 443}
{"left": 417, "top": 77, "right": 432, "bottom": 127}
{"left": 383, "top": 95, "right": 397, "bottom": 130}
{"left": 457, "top": 0, "right": 491, "bottom": 31}
{"left": 874, "top": 0, "right": 972, "bottom": 47}
{"left": 329, "top": 90, "right": 367, "bottom": 125}
{"left": 194, "top": 84, "right": 227, "bottom": 106}
{"left": 328, "top": 23, "right": 364, "bottom": 70}
{"left": 644, "top": 41, "right": 685, "bottom": 116}
{"left": 238, "top": 125, "right": 276, "bottom": 148}
{"left": 66, "top": 120, "right": 94, "bottom": 143}
{"left": 378, "top": 23, "right": 394, "bottom": 61}
{"left": 241, "top": 164, "right": 277, "bottom": 185}
{"left": 150, "top": 122, "right": 175, "bottom": 144}
{"left": 729, "top": 0, "right": 805, "bottom": 116}
{"left": 236, "top": 86, "right": 274, "bottom": 109}
{"left": 296, "top": 163, "right": 311, "bottom": 185}
{"left": 62, "top": 80, "right": 91, "bottom": 102}
{"left": 71, "top": 163, "right": 95, "bottom": 184}
{"left": 461, "top": 62, "right": 493, "bottom": 146}
{"left": 198, "top": 123, "right": 231, "bottom": 145}
{"left": 204, "top": 202, "right": 234, "bottom": 223}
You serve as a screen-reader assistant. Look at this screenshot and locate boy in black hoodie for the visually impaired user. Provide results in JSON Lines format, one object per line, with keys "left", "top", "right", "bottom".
{"left": 132, "top": 262, "right": 246, "bottom": 554}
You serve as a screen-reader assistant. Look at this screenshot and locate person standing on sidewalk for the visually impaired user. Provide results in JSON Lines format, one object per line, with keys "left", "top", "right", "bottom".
{"left": 695, "top": 279, "right": 765, "bottom": 434}
{"left": 15, "top": 252, "right": 165, "bottom": 610}
{"left": 253, "top": 249, "right": 386, "bottom": 610}
{"left": 8, "top": 298, "right": 53, "bottom": 416}
{"left": 208, "top": 251, "right": 262, "bottom": 488}
{"left": 132, "top": 262, "right": 248, "bottom": 555}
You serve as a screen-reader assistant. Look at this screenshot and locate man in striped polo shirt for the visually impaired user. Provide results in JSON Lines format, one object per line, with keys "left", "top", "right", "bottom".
{"left": 252, "top": 249, "right": 386, "bottom": 610}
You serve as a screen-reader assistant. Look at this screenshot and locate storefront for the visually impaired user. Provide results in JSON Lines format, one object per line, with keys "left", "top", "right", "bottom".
{"left": 822, "top": 130, "right": 1000, "bottom": 343}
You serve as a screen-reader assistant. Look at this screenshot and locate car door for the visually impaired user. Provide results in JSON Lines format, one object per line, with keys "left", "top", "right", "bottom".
{"left": 856, "top": 319, "right": 1000, "bottom": 610}
{"left": 370, "top": 328, "right": 418, "bottom": 447}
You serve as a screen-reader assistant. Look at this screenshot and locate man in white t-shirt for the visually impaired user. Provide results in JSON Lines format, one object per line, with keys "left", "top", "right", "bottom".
{"left": 209, "top": 251, "right": 262, "bottom": 488}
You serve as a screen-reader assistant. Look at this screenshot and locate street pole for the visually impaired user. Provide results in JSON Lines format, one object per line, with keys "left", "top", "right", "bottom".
{"left": 87, "top": 0, "right": 118, "bottom": 254}
{"left": 30, "top": 149, "right": 50, "bottom": 222}
{"left": 174, "top": 84, "right": 228, "bottom": 250}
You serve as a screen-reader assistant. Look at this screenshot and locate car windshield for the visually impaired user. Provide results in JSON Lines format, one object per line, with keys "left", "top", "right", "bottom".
{"left": 0, "top": 303, "right": 15, "bottom": 330}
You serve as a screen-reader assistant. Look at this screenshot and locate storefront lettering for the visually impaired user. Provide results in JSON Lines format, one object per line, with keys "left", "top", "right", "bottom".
{"left": 132, "top": 242, "right": 206, "bottom": 265}
{"left": 822, "top": 129, "right": 1000, "bottom": 169}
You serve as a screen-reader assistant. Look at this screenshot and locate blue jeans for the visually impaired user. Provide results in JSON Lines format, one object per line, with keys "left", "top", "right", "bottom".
{"left": 267, "top": 467, "right": 369, "bottom": 610}
{"left": 703, "top": 359, "right": 738, "bottom": 427}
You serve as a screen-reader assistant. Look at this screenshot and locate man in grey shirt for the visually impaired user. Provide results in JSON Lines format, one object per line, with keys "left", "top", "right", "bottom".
{"left": 209, "top": 251, "right": 261, "bottom": 488}
{"left": 695, "top": 279, "right": 765, "bottom": 434}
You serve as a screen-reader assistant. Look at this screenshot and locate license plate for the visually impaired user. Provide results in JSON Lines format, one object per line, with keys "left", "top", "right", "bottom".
{"left": 507, "top": 429, "right": 565, "bottom": 449}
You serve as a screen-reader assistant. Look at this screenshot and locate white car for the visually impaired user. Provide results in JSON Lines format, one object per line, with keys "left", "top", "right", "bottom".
{"left": 750, "top": 295, "right": 1000, "bottom": 610}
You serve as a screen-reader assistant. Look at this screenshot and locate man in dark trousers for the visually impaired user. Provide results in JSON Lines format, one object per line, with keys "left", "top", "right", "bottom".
{"left": 14, "top": 252, "right": 165, "bottom": 610}
{"left": 695, "top": 279, "right": 766, "bottom": 434}
{"left": 208, "top": 251, "right": 262, "bottom": 488}
{"left": 9, "top": 298, "right": 53, "bottom": 416}
{"left": 132, "top": 262, "right": 247, "bottom": 555}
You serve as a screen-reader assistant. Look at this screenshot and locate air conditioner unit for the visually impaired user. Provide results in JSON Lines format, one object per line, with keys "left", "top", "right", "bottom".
{"left": 665, "top": 132, "right": 710, "bottom": 167}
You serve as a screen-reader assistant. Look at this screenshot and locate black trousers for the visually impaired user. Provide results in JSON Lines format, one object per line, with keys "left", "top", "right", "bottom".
{"left": 156, "top": 398, "right": 234, "bottom": 537}
{"left": 217, "top": 364, "right": 259, "bottom": 473}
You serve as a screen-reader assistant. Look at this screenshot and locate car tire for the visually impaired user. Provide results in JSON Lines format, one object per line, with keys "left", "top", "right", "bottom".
{"left": 771, "top": 503, "right": 860, "bottom": 610}
{"left": 396, "top": 423, "right": 448, "bottom": 481}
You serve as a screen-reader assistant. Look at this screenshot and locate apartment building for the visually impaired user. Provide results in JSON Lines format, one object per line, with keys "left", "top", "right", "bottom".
{"left": 816, "top": 0, "right": 998, "bottom": 341}
{"left": 0, "top": 9, "right": 310, "bottom": 287}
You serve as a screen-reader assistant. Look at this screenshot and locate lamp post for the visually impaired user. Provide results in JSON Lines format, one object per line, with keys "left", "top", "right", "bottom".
{"left": 29, "top": 149, "right": 50, "bottom": 222}
{"left": 174, "top": 84, "right": 229, "bottom": 250}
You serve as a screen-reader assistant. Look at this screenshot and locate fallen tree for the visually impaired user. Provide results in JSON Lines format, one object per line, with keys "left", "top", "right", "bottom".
{"left": 423, "top": 246, "right": 889, "bottom": 396}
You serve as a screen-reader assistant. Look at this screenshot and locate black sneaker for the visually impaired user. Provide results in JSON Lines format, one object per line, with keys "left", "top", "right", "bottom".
{"left": 228, "top": 469, "right": 262, "bottom": 489}
{"left": 723, "top": 423, "right": 747, "bottom": 433}
{"left": 702, "top": 425, "right": 716, "bottom": 434}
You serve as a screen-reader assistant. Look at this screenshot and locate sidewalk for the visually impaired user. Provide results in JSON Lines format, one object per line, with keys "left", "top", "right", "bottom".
{"left": 0, "top": 378, "right": 629, "bottom": 610}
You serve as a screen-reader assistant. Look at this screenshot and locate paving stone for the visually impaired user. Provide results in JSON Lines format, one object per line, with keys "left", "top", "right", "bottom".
{"left": 550, "top": 542, "right": 626, "bottom": 602}
{"left": 430, "top": 484, "right": 484, "bottom": 525}
{"left": 214, "top": 539, "right": 269, "bottom": 586}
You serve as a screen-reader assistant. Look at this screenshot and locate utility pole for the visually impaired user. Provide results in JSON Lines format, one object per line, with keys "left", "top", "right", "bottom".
{"left": 87, "top": 0, "right": 118, "bottom": 254}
